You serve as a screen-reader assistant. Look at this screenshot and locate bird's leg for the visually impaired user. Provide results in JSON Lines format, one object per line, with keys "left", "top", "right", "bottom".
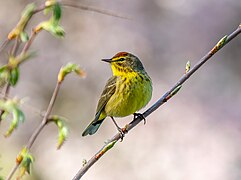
{"left": 133, "top": 113, "right": 146, "bottom": 124}
{"left": 110, "top": 116, "right": 125, "bottom": 141}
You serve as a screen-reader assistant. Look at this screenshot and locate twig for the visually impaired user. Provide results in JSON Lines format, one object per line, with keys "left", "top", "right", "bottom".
{"left": 6, "top": 81, "right": 61, "bottom": 180}
{"left": 72, "top": 24, "right": 241, "bottom": 180}
{"left": 0, "top": 39, "right": 10, "bottom": 55}
{"left": 61, "top": 1, "right": 131, "bottom": 20}
{"left": 0, "top": 37, "right": 20, "bottom": 122}
{"left": 10, "top": 38, "right": 20, "bottom": 56}
{"left": 21, "top": 30, "right": 37, "bottom": 55}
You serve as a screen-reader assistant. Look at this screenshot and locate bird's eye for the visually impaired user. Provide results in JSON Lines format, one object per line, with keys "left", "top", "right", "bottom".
{"left": 118, "top": 58, "right": 125, "bottom": 61}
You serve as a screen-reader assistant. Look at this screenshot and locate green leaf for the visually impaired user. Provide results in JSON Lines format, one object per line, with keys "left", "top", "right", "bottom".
{"left": 9, "top": 67, "right": 19, "bottom": 86}
{"left": 40, "top": 2, "right": 64, "bottom": 38}
{"left": 0, "top": 65, "right": 10, "bottom": 86}
{"left": 8, "top": 3, "right": 36, "bottom": 40}
{"left": 21, "top": 154, "right": 33, "bottom": 174}
{"left": 58, "top": 126, "right": 68, "bottom": 149}
{"left": 53, "top": 3, "right": 62, "bottom": 23}
{"left": 53, "top": 25, "right": 65, "bottom": 37}
{"left": 48, "top": 115, "right": 69, "bottom": 149}
{"left": 20, "top": 31, "right": 29, "bottom": 42}
{"left": 18, "top": 148, "right": 34, "bottom": 178}
{"left": 15, "top": 108, "right": 25, "bottom": 123}
{"left": 35, "top": 21, "right": 65, "bottom": 38}
{"left": 0, "top": 98, "right": 25, "bottom": 137}
{"left": 21, "top": 3, "right": 36, "bottom": 18}
{"left": 5, "top": 108, "right": 25, "bottom": 137}
{"left": 58, "top": 63, "right": 86, "bottom": 83}
{"left": 0, "top": 65, "right": 8, "bottom": 73}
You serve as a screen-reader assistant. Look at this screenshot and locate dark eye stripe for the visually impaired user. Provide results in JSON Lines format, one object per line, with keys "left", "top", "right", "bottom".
{"left": 113, "top": 57, "right": 125, "bottom": 62}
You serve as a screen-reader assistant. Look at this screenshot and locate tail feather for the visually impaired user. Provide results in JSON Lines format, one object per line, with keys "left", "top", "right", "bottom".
{"left": 82, "top": 119, "right": 104, "bottom": 136}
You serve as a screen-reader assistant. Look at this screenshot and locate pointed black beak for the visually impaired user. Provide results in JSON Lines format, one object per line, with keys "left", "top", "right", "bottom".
{"left": 101, "top": 58, "right": 112, "bottom": 63}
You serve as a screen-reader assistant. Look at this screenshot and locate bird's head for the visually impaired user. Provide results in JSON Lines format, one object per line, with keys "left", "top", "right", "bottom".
{"left": 102, "top": 52, "right": 145, "bottom": 76}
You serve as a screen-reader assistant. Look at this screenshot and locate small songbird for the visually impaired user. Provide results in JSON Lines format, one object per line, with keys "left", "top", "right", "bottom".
{"left": 82, "top": 52, "right": 152, "bottom": 136}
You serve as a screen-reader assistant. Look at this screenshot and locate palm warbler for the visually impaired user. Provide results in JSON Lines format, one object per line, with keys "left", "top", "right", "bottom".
{"left": 82, "top": 52, "right": 152, "bottom": 136}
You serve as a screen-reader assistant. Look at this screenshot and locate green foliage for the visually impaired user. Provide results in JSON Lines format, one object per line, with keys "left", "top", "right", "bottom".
{"left": 0, "top": 65, "right": 9, "bottom": 86}
{"left": 20, "top": 31, "right": 29, "bottom": 42}
{"left": 35, "top": 2, "right": 64, "bottom": 38}
{"left": 9, "top": 67, "right": 19, "bottom": 86}
{"left": 17, "top": 147, "right": 34, "bottom": 178}
{"left": 48, "top": 115, "right": 69, "bottom": 149}
{"left": 8, "top": 3, "right": 36, "bottom": 40}
{"left": 0, "top": 52, "right": 35, "bottom": 87}
{"left": 58, "top": 63, "right": 86, "bottom": 83}
{"left": 0, "top": 98, "right": 25, "bottom": 137}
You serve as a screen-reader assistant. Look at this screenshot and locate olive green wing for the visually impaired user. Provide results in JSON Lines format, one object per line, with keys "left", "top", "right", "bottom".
{"left": 82, "top": 76, "right": 117, "bottom": 136}
{"left": 95, "top": 75, "right": 117, "bottom": 118}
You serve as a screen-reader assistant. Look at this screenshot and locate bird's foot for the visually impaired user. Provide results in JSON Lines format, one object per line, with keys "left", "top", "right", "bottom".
{"left": 111, "top": 116, "right": 126, "bottom": 142}
{"left": 133, "top": 113, "right": 146, "bottom": 124}
{"left": 117, "top": 127, "right": 125, "bottom": 142}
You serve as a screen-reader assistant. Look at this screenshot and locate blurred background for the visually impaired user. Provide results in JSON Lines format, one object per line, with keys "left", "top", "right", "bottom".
{"left": 0, "top": 0, "right": 241, "bottom": 179}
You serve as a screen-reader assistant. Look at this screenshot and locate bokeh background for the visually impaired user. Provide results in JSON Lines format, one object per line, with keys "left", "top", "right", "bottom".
{"left": 0, "top": 0, "right": 241, "bottom": 179}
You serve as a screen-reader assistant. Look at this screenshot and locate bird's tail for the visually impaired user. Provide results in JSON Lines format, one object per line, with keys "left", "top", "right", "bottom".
{"left": 82, "top": 119, "right": 104, "bottom": 136}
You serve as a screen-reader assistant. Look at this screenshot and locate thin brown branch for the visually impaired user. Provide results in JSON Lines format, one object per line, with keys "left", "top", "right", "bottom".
{"left": 0, "top": 39, "right": 10, "bottom": 55}
{"left": 6, "top": 81, "right": 61, "bottom": 180}
{"left": 21, "top": 30, "right": 37, "bottom": 55}
{"left": 61, "top": 1, "right": 131, "bottom": 20}
{"left": 10, "top": 38, "right": 20, "bottom": 56}
{"left": 72, "top": 24, "right": 241, "bottom": 180}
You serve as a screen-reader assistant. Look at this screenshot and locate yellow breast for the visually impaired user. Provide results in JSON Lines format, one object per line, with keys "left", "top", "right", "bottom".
{"left": 105, "top": 72, "right": 152, "bottom": 117}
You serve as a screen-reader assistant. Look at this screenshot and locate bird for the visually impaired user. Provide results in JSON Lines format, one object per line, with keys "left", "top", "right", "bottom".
{"left": 82, "top": 52, "right": 152, "bottom": 137}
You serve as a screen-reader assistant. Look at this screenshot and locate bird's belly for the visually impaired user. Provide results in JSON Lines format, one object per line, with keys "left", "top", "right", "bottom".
{"left": 105, "top": 77, "right": 152, "bottom": 117}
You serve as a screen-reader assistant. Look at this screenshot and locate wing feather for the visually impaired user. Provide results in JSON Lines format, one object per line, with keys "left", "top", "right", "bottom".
{"left": 95, "top": 76, "right": 117, "bottom": 119}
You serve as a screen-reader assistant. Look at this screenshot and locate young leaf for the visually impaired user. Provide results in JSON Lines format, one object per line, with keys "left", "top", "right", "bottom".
{"left": 8, "top": 3, "right": 36, "bottom": 40}
{"left": 0, "top": 65, "right": 10, "bottom": 87}
{"left": 17, "top": 147, "right": 34, "bottom": 178}
{"left": 5, "top": 107, "right": 25, "bottom": 137}
{"left": 58, "top": 63, "right": 86, "bottom": 83}
{"left": 35, "top": 21, "right": 65, "bottom": 38}
{"left": 53, "top": 3, "right": 62, "bottom": 22}
{"left": 0, "top": 98, "right": 25, "bottom": 137}
{"left": 48, "top": 115, "right": 69, "bottom": 149}
{"left": 9, "top": 67, "right": 19, "bottom": 86}
{"left": 20, "top": 31, "right": 29, "bottom": 42}
{"left": 37, "top": 2, "right": 64, "bottom": 38}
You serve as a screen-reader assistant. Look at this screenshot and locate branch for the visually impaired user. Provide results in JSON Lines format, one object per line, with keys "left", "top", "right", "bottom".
{"left": 6, "top": 63, "right": 85, "bottom": 179}
{"left": 6, "top": 81, "right": 61, "bottom": 180}
{"left": 20, "top": 30, "right": 37, "bottom": 55}
{"left": 0, "top": 38, "right": 20, "bottom": 122}
{"left": 72, "top": 24, "right": 241, "bottom": 180}
{"left": 60, "top": 1, "right": 130, "bottom": 20}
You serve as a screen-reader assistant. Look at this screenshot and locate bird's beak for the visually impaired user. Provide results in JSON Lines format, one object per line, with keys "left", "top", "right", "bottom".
{"left": 101, "top": 58, "right": 112, "bottom": 63}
